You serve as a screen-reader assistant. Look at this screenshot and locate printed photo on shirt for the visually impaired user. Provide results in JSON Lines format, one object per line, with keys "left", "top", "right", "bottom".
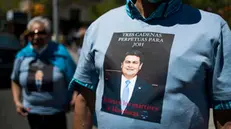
{"left": 27, "top": 60, "right": 54, "bottom": 92}
{"left": 101, "top": 32, "right": 174, "bottom": 123}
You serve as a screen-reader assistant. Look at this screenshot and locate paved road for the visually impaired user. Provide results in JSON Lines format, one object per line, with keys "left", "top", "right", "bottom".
{"left": 0, "top": 88, "right": 215, "bottom": 129}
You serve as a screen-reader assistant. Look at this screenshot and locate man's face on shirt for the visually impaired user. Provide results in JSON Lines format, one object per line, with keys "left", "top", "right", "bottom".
{"left": 121, "top": 55, "right": 143, "bottom": 79}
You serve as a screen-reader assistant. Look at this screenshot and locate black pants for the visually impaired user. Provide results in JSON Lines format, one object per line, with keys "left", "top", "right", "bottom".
{"left": 27, "top": 112, "right": 67, "bottom": 129}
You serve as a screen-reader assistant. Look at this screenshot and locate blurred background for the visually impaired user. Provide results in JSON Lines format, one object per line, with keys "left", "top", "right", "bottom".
{"left": 0, "top": 0, "right": 230, "bottom": 44}
{"left": 0, "top": 0, "right": 230, "bottom": 51}
{"left": 0, "top": 0, "right": 230, "bottom": 129}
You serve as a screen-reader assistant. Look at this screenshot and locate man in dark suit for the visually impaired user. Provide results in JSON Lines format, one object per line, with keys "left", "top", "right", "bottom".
{"left": 102, "top": 50, "right": 161, "bottom": 122}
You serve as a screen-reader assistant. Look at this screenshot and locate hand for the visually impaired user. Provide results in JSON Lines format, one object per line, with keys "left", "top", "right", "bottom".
{"left": 68, "top": 91, "right": 78, "bottom": 112}
{"left": 217, "top": 121, "right": 231, "bottom": 129}
{"left": 70, "top": 91, "right": 78, "bottom": 106}
{"left": 63, "top": 91, "right": 78, "bottom": 112}
{"left": 15, "top": 102, "right": 29, "bottom": 117}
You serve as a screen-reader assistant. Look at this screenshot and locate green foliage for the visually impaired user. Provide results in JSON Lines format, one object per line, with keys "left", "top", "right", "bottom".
{"left": 0, "top": 0, "right": 20, "bottom": 13}
{"left": 183, "top": 0, "right": 229, "bottom": 9}
{"left": 38, "top": 0, "right": 52, "bottom": 16}
{"left": 0, "top": 0, "right": 230, "bottom": 26}
{"left": 88, "top": 0, "right": 124, "bottom": 20}
{"left": 183, "top": 0, "right": 231, "bottom": 26}
{"left": 88, "top": 0, "right": 230, "bottom": 26}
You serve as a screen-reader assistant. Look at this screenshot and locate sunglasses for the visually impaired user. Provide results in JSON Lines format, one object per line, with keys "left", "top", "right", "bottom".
{"left": 28, "top": 30, "right": 48, "bottom": 36}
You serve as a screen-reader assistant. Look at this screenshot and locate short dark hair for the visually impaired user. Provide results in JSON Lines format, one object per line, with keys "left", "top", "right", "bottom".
{"left": 123, "top": 49, "right": 144, "bottom": 63}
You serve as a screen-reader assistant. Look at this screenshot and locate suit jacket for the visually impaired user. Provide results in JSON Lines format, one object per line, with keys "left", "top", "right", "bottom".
{"left": 102, "top": 73, "right": 162, "bottom": 122}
